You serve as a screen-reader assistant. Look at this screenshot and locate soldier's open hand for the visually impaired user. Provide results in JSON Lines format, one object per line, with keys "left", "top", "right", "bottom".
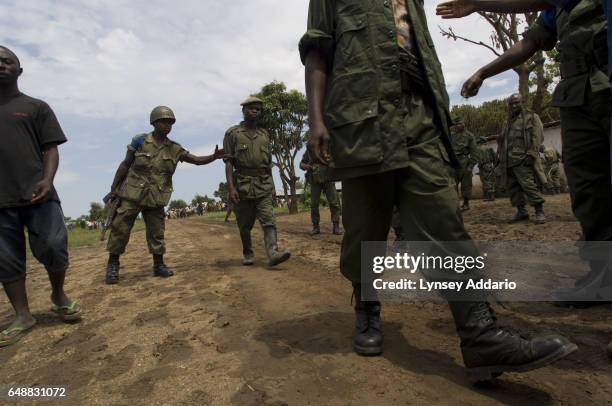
{"left": 307, "top": 122, "right": 331, "bottom": 166}
{"left": 213, "top": 145, "right": 225, "bottom": 159}
{"left": 461, "top": 72, "right": 484, "bottom": 98}
{"left": 31, "top": 179, "right": 51, "bottom": 204}
{"left": 436, "top": 0, "right": 477, "bottom": 19}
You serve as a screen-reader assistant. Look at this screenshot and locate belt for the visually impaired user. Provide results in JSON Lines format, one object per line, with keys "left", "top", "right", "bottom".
{"left": 235, "top": 167, "right": 270, "bottom": 177}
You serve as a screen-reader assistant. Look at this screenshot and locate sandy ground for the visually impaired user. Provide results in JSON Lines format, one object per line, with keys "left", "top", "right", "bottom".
{"left": 1, "top": 194, "right": 611, "bottom": 406}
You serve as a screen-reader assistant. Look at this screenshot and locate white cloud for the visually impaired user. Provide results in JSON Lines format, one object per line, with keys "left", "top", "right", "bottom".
{"left": 55, "top": 169, "right": 80, "bottom": 186}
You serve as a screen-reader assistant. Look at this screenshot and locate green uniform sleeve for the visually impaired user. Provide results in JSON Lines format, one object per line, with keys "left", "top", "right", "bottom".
{"left": 222, "top": 129, "right": 235, "bottom": 164}
{"left": 176, "top": 145, "right": 189, "bottom": 162}
{"left": 298, "top": 0, "right": 336, "bottom": 65}
{"left": 523, "top": 16, "right": 557, "bottom": 51}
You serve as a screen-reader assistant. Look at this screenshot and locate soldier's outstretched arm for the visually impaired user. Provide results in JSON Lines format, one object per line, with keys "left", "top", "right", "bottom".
{"left": 436, "top": 0, "right": 549, "bottom": 19}
{"left": 305, "top": 49, "right": 330, "bottom": 166}
{"left": 461, "top": 37, "right": 541, "bottom": 97}
{"left": 110, "top": 149, "right": 135, "bottom": 193}
{"left": 182, "top": 145, "right": 224, "bottom": 166}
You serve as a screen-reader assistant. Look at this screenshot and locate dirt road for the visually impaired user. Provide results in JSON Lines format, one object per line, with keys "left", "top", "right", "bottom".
{"left": 1, "top": 195, "right": 611, "bottom": 405}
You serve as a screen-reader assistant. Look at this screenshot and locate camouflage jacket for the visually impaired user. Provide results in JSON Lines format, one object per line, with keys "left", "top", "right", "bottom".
{"left": 223, "top": 122, "right": 274, "bottom": 199}
{"left": 299, "top": 0, "right": 456, "bottom": 180}
{"left": 120, "top": 133, "right": 187, "bottom": 207}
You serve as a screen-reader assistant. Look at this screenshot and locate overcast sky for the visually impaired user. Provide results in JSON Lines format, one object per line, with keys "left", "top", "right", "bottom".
{"left": 2, "top": 0, "right": 523, "bottom": 217}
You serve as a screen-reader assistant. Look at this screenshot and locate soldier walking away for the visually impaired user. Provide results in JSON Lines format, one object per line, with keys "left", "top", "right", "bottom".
{"left": 301, "top": 0, "right": 576, "bottom": 383}
{"left": 300, "top": 150, "right": 343, "bottom": 235}
{"left": 104, "top": 106, "right": 223, "bottom": 284}
{"left": 497, "top": 94, "right": 547, "bottom": 223}
{"left": 445, "top": 0, "right": 612, "bottom": 304}
{"left": 450, "top": 116, "right": 478, "bottom": 210}
{"left": 0, "top": 46, "right": 81, "bottom": 347}
{"left": 223, "top": 96, "right": 291, "bottom": 267}
{"left": 475, "top": 139, "right": 497, "bottom": 201}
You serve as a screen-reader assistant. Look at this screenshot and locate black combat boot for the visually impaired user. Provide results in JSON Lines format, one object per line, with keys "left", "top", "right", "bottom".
{"left": 484, "top": 192, "right": 495, "bottom": 202}
{"left": 448, "top": 301, "right": 577, "bottom": 383}
{"left": 263, "top": 226, "right": 291, "bottom": 266}
{"left": 311, "top": 223, "right": 321, "bottom": 235}
{"left": 554, "top": 187, "right": 561, "bottom": 194}
{"left": 460, "top": 198, "right": 470, "bottom": 211}
{"left": 152, "top": 255, "right": 174, "bottom": 277}
{"left": 534, "top": 203, "right": 546, "bottom": 224}
{"left": 332, "top": 221, "right": 343, "bottom": 235}
{"left": 105, "top": 254, "right": 120, "bottom": 285}
{"left": 509, "top": 204, "right": 529, "bottom": 223}
{"left": 240, "top": 231, "right": 254, "bottom": 266}
{"left": 352, "top": 284, "right": 383, "bottom": 355}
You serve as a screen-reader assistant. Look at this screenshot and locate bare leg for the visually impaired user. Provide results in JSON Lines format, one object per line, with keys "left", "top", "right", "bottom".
{"left": 2, "top": 278, "right": 36, "bottom": 329}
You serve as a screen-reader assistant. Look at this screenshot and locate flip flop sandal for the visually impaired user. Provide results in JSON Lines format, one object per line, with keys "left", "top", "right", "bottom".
{"left": 0, "top": 322, "right": 36, "bottom": 348}
{"left": 51, "top": 301, "right": 82, "bottom": 322}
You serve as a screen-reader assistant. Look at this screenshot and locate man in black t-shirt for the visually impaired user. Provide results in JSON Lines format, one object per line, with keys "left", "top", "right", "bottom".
{"left": 0, "top": 46, "right": 81, "bottom": 347}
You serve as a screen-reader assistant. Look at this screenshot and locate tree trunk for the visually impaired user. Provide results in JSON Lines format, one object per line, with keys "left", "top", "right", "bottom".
{"left": 288, "top": 182, "right": 298, "bottom": 214}
{"left": 531, "top": 53, "right": 547, "bottom": 116}
{"left": 517, "top": 66, "right": 530, "bottom": 101}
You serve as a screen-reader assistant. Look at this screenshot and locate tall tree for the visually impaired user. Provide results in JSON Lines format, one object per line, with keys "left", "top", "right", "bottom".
{"left": 440, "top": 13, "right": 558, "bottom": 115}
{"left": 191, "top": 194, "right": 213, "bottom": 206}
{"left": 256, "top": 82, "right": 308, "bottom": 214}
{"left": 89, "top": 202, "right": 105, "bottom": 221}
{"left": 168, "top": 199, "right": 188, "bottom": 210}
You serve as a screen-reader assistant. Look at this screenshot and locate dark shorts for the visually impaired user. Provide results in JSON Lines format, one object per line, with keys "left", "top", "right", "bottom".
{"left": 0, "top": 201, "right": 69, "bottom": 283}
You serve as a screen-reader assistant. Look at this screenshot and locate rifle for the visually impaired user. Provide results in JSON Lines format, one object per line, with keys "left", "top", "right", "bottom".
{"left": 99, "top": 184, "right": 123, "bottom": 241}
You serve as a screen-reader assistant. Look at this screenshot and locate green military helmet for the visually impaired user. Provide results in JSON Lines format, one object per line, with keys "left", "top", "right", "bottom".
{"left": 240, "top": 96, "right": 264, "bottom": 106}
{"left": 150, "top": 106, "right": 176, "bottom": 124}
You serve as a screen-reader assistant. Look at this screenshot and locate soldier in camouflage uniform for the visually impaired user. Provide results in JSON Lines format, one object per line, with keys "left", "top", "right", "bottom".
{"left": 475, "top": 141, "right": 497, "bottom": 201}
{"left": 543, "top": 146, "right": 562, "bottom": 194}
{"left": 450, "top": 116, "right": 478, "bottom": 210}
{"left": 300, "top": 150, "right": 343, "bottom": 235}
{"left": 444, "top": 0, "right": 612, "bottom": 302}
{"left": 497, "top": 94, "right": 547, "bottom": 223}
{"left": 301, "top": 0, "right": 575, "bottom": 382}
{"left": 223, "top": 96, "right": 290, "bottom": 267}
{"left": 105, "top": 106, "right": 222, "bottom": 284}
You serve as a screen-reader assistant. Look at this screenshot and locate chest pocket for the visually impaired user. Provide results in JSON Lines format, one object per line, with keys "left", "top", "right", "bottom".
{"left": 133, "top": 152, "right": 152, "bottom": 171}
{"left": 260, "top": 144, "right": 271, "bottom": 165}
{"left": 335, "top": 13, "right": 369, "bottom": 67}
{"left": 160, "top": 155, "right": 178, "bottom": 174}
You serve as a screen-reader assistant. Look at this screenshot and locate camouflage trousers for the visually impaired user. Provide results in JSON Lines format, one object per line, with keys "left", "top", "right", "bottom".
{"left": 235, "top": 196, "right": 276, "bottom": 236}
{"left": 561, "top": 89, "right": 612, "bottom": 241}
{"left": 107, "top": 199, "right": 166, "bottom": 255}
{"left": 310, "top": 181, "right": 341, "bottom": 225}
{"left": 506, "top": 164, "right": 545, "bottom": 207}
{"left": 340, "top": 135, "right": 478, "bottom": 285}
{"left": 478, "top": 163, "right": 496, "bottom": 195}
{"left": 454, "top": 163, "right": 473, "bottom": 200}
